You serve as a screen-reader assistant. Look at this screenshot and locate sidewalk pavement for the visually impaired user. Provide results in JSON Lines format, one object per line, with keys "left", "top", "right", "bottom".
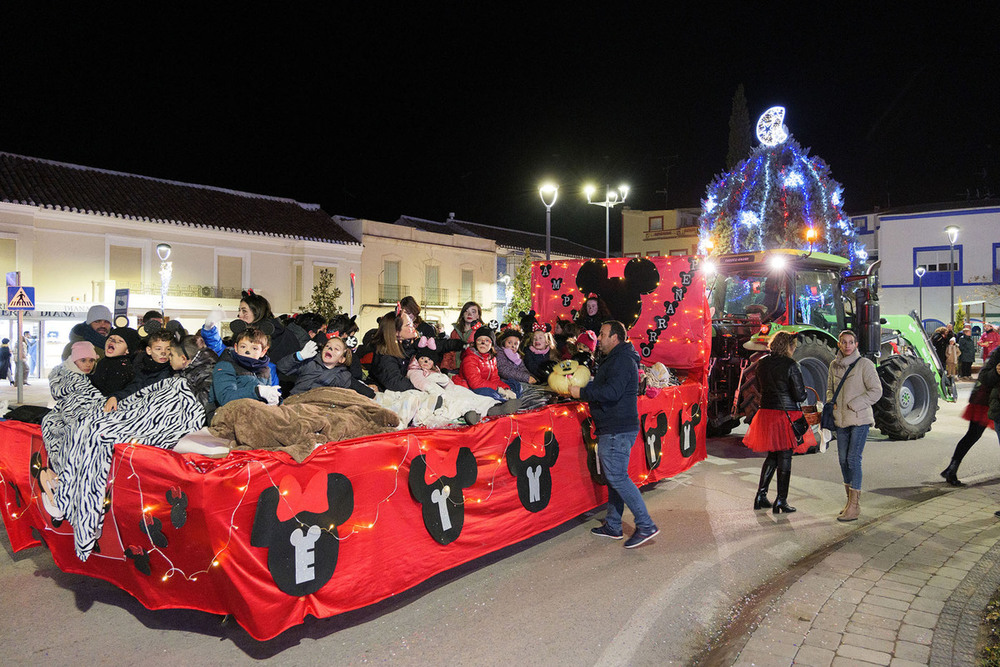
{"left": 729, "top": 481, "right": 1000, "bottom": 667}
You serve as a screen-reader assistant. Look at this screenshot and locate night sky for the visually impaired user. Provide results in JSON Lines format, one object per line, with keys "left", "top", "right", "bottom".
{"left": 4, "top": 5, "right": 997, "bottom": 253}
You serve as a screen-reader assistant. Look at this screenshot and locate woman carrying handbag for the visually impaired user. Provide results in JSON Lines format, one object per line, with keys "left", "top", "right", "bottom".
{"left": 826, "top": 330, "right": 882, "bottom": 522}
{"left": 744, "top": 332, "right": 808, "bottom": 514}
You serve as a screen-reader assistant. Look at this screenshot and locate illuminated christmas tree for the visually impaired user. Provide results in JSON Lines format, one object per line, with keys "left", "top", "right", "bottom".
{"left": 699, "top": 106, "right": 865, "bottom": 271}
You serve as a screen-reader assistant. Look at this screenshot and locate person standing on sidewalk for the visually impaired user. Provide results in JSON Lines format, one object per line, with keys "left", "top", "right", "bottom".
{"left": 569, "top": 320, "right": 659, "bottom": 548}
{"left": 743, "top": 332, "right": 807, "bottom": 514}
{"left": 942, "top": 346, "right": 1000, "bottom": 486}
{"left": 957, "top": 325, "right": 976, "bottom": 379}
{"left": 979, "top": 323, "right": 1000, "bottom": 363}
{"left": 826, "top": 330, "right": 882, "bottom": 522}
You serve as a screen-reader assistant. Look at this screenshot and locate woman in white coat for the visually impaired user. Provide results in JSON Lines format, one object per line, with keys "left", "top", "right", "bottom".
{"left": 826, "top": 330, "right": 882, "bottom": 522}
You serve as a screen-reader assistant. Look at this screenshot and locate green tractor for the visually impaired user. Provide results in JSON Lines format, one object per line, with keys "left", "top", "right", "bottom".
{"left": 704, "top": 249, "right": 955, "bottom": 440}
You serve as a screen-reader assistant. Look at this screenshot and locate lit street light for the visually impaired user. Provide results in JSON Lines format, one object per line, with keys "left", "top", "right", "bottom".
{"left": 585, "top": 183, "right": 629, "bottom": 258}
{"left": 945, "top": 225, "right": 959, "bottom": 324}
{"left": 539, "top": 183, "right": 558, "bottom": 261}
{"left": 156, "top": 243, "right": 172, "bottom": 314}
{"left": 915, "top": 266, "right": 926, "bottom": 325}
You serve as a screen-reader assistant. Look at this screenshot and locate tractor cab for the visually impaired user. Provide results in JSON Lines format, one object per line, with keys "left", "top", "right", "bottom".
{"left": 706, "top": 249, "right": 847, "bottom": 338}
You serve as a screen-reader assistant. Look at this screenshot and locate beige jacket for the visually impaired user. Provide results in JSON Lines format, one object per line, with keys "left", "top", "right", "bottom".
{"left": 826, "top": 350, "right": 882, "bottom": 427}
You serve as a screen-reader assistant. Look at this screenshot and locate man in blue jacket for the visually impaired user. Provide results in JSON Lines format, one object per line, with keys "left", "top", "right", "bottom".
{"left": 570, "top": 320, "right": 659, "bottom": 548}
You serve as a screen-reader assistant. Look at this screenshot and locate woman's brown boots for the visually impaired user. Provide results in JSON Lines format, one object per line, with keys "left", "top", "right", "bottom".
{"left": 838, "top": 488, "right": 860, "bottom": 522}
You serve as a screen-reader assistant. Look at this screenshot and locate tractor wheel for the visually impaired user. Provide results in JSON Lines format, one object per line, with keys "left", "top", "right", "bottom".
{"left": 792, "top": 332, "right": 838, "bottom": 407}
{"left": 737, "top": 351, "right": 767, "bottom": 424}
{"left": 874, "top": 355, "right": 938, "bottom": 440}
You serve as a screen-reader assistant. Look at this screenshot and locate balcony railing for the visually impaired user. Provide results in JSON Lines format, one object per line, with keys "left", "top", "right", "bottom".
{"left": 378, "top": 283, "right": 409, "bottom": 304}
{"left": 422, "top": 287, "right": 449, "bottom": 306}
{"left": 113, "top": 281, "right": 243, "bottom": 299}
{"left": 456, "top": 289, "right": 477, "bottom": 305}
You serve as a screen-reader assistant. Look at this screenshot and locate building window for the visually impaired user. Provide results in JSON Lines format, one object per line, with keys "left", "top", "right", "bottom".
{"left": 0, "top": 238, "right": 16, "bottom": 275}
{"left": 314, "top": 265, "right": 336, "bottom": 291}
{"left": 293, "top": 263, "right": 303, "bottom": 302}
{"left": 110, "top": 245, "right": 142, "bottom": 284}
{"left": 646, "top": 250, "right": 660, "bottom": 257}
{"left": 217, "top": 255, "right": 243, "bottom": 295}
{"left": 380, "top": 259, "right": 403, "bottom": 303}
{"left": 913, "top": 245, "right": 962, "bottom": 287}
{"left": 424, "top": 264, "right": 446, "bottom": 305}
{"left": 648, "top": 216, "right": 663, "bottom": 231}
{"left": 670, "top": 248, "right": 688, "bottom": 256}
{"left": 624, "top": 252, "right": 641, "bottom": 258}
{"left": 678, "top": 213, "right": 699, "bottom": 229}
{"left": 993, "top": 243, "right": 1000, "bottom": 284}
{"left": 459, "top": 268, "right": 475, "bottom": 304}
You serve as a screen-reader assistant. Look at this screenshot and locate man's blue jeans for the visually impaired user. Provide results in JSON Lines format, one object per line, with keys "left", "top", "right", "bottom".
{"left": 597, "top": 430, "right": 656, "bottom": 533}
{"left": 835, "top": 424, "right": 870, "bottom": 490}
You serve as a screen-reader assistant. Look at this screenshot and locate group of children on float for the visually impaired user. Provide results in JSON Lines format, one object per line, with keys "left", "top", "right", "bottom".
{"left": 39, "top": 291, "right": 614, "bottom": 558}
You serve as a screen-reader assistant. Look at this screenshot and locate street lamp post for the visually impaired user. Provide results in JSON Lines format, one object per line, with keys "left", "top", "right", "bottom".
{"left": 538, "top": 184, "right": 558, "bottom": 261}
{"left": 915, "top": 266, "right": 926, "bottom": 325}
{"left": 156, "top": 243, "right": 172, "bottom": 314}
{"left": 585, "top": 183, "right": 629, "bottom": 258}
{"left": 945, "top": 225, "right": 959, "bottom": 324}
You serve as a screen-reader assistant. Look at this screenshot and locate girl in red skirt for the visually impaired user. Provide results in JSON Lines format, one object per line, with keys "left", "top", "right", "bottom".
{"left": 940, "top": 346, "right": 1000, "bottom": 486}
{"left": 744, "top": 331, "right": 808, "bottom": 513}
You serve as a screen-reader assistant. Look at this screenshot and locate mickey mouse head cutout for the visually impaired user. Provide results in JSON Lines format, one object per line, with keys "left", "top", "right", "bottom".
{"left": 505, "top": 432, "right": 560, "bottom": 512}
{"left": 641, "top": 411, "right": 669, "bottom": 470}
{"left": 408, "top": 447, "right": 478, "bottom": 545}
{"left": 680, "top": 403, "right": 701, "bottom": 458}
{"left": 575, "top": 258, "right": 660, "bottom": 329}
{"left": 251, "top": 472, "right": 354, "bottom": 596}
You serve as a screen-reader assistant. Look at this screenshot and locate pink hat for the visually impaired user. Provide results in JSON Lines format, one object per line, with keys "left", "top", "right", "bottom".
{"left": 577, "top": 329, "right": 598, "bottom": 353}
{"left": 70, "top": 341, "right": 98, "bottom": 363}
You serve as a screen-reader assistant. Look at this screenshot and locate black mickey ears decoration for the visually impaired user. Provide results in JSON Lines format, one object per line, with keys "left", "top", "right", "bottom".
{"left": 140, "top": 514, "right": 169, "bottom": 548}
{"left": 641, "top": 412, "right": 669, "bottom": 470}
{"left": 166, "top": 486, "right": 188, "bottom": 529}
{"left": 505, "top": 433, "right": 560, "bottom": 512}
{"left": 139, "top": 318, "right": 185, "bottom": 339}
{"left": 229, "top": 319, "right": 275, "bottom": 336}
{"left": 576, "top": 258, "right": 660, "bottom": 329}
{"left": 409, "top": 448, "right": 478, "bottom": 545}
{"left": 680, "top": 403, "right": 701, "bottom": 458}
{"left": 126, "top": 546, "right": 152, "bottom": 576}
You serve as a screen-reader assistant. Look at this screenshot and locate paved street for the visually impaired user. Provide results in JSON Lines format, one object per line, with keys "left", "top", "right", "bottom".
{"left": 1, "top": 380, "right": 996, "bottom": 665}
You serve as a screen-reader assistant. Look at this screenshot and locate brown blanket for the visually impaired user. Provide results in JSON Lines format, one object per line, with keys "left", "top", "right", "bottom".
{"left": 208, "top": 387, "right": 400, "bottom": 462}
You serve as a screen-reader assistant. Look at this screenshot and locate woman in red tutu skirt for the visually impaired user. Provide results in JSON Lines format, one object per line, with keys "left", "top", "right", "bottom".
{"left": 744, "top": 331, "right": 808, "bottom": 513}
{"left": 940, "top": 346, "right": 1000, "bottom": 486}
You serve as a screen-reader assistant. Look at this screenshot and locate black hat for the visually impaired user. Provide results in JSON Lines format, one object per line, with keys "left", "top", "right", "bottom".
{"left": 108, "top": 326, "right": 141, "bottom": 354}
{"left": 473, "top": 326, "right": 495, "bottom": 344}
{"left": 496, "top": 327, "right": 523, "bottom": 348}
{"left": 414, "top": 336, "right": 440, "bottom": 363}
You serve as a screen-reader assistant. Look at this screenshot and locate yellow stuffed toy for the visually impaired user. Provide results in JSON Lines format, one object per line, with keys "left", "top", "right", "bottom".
{"left": 547, "top": 358, "right": 592, "bottom": 395}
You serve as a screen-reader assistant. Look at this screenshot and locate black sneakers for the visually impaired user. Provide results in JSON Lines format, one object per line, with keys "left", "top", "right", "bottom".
{"left": 591, "top": 523, "right": 624, "bottom": 540}
{"left": 624, "top": 527, "right": 659, "bottom": 549}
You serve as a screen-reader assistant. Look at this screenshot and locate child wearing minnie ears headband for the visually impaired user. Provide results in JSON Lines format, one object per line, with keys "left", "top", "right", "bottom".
{"left": 277, "top": 333, "right": 376, "bottom": 398}
{"left": 406, "top": 336, "right": 507, "bottom": 425}
{"left": 523, "top": 323, "right": 559, "bottom": 383}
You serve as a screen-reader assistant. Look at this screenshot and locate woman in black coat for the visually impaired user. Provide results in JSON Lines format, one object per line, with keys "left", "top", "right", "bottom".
{"left": 368, "top": 309, "right": 420, "bottom": 392}
{"left": 743, "top": 332, "right": 808, "bottom": 514}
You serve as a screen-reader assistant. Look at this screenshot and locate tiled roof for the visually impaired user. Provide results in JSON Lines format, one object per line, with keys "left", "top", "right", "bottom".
{"left": 395, "top": 215, "right": 602, "bottom": 258}
{"left": 0, "top": 152, "right": 359, "bottom": 245}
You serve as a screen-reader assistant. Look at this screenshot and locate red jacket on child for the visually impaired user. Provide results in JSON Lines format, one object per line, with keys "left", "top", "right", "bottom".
{"left": 459, "top": 348, "right": 511, "bottom": 391}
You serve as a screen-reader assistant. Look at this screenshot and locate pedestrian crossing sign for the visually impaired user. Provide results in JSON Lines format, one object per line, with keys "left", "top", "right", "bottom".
{"left": 7, "top": 285, "right": 35, "bottom": 311}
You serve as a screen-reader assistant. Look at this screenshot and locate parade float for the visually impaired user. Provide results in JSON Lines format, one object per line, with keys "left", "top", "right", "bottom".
{"left": 0, "top": 255, "right": 709, "bottom": 640}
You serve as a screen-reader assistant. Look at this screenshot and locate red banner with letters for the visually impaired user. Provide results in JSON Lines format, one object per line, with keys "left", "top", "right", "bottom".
{"left": 531, "top": 256, "right": 709, "bottom": 375}
{"left": 0, "top": 379, "right": 706, "bottom": 640}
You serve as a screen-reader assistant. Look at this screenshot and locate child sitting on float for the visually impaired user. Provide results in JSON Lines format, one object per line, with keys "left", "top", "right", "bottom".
{"left": 277, "top": 334, "right": 376, "bottom": 398}
{"left": 210, "top": 326, "right": 281, "bottom": 408}
{"left": 406, "top": 336, "right": 507, "bottom": 426}
{"left": 523, "top": 324, "right": 559, "bottom": 383}
{"left": 459, "top": 327, "right": 522, "bottom": 412}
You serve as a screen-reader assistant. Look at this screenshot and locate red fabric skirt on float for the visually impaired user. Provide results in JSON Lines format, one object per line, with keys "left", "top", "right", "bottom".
{"left": 743, "top": 408, "right": 803, "bottom": 452}
{"left": 962, "top": 403, "right": 995, "bottom": 429}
